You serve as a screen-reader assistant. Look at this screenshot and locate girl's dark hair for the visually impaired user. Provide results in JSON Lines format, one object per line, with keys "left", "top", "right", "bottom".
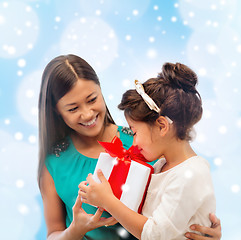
{"left": 118, "top": 62, "right": 202, "bottom": 141}
{"left": 38, "top": 54, "right": 115, "bottom": 185}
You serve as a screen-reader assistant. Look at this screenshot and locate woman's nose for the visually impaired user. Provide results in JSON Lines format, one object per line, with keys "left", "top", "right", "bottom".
{"left": 80, "top": 107, "right": 93, "bottom": 120}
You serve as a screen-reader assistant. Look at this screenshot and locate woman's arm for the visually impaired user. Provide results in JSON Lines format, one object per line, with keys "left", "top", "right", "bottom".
{"left": 185, "top": 213, "right": 222, "bottom": 240}
{"left": 40, "top": 166, "right": 116, "bottom": 240}
{"left": 79, "top": 170, "right": 148, "bottom": 239}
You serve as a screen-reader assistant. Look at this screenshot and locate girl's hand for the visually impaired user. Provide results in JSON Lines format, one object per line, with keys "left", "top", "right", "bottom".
{"left": 69, "top": 194, "right": 117, "bottom": 237}
{"left": 185, "top": 213, "right": 221, "bottom": 240}
{"left": 79, "top": 169, "right": 115, "bottom": 209}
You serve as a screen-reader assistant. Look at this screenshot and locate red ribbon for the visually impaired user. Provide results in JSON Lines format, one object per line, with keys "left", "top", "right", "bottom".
{"left": 98, "top": 136, "right": 149, "bottom": 162}
{"left": 98, "top": 136, "right": 154, "bottom": 213}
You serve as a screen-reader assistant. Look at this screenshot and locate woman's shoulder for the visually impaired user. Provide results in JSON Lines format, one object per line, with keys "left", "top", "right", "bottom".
{"left": 45, "top": 137, "right": 72, "bottom": 164}
{"left": 118, "top": 126, "right": 134, "bottom": 136}
{"left": 51, "top": 138, "right": 70, "bottom": 157}
{"left": 117, "top": 126, "right": 134, "bottom": 149}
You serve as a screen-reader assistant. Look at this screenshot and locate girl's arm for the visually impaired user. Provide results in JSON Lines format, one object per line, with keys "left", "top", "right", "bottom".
{"left": 40, "top": 166, "right": 116, "bottom": 240}
{"left": 79, "top": 169, "right": 148, "bottom": 239}
{"left": 185, "top": 213, "right": 222, "bottom": 240}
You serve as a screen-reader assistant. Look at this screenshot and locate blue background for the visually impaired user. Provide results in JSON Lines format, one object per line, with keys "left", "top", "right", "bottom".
{"left": 0, "top": 0, "right": 241, "bottom": 239}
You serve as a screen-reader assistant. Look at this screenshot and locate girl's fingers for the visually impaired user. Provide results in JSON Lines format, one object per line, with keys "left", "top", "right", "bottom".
{"left": 78, "top": 190, "right": 87, "bottom": 200}
{"left": 96, "top": 169, "right": 108, "bottom": 183}
{"left": 86, "top": 173, "right": 96, "bottom": 185}
{"left": 79, "top": 181, "right": 88, "bottom": 190}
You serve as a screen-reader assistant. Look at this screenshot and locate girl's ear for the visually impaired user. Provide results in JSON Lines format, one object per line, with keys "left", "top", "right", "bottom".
{"left": 156, "top": 116, "right": 169, "bottom": 136}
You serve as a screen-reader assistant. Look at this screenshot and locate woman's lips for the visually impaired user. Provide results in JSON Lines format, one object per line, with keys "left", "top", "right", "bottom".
{"left": 80, "top": 115, "right": 98, "bottom": 128}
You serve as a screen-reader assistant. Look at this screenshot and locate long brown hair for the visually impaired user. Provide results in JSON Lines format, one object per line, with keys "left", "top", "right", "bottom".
{"left": 38, "top": 54, "right": 115, "bottom": 185}
{"left": 118, "top": 62, "right": 202, "bottom": 141}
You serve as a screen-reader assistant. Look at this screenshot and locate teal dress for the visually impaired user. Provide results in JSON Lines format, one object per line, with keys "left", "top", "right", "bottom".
{"left": 45, "top": 126, "right": 156, "bottom": 240}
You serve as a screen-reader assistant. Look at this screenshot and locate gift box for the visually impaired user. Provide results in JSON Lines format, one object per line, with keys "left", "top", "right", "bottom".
{"left": 93, "top": 136, "right": 154, "bottom": 213}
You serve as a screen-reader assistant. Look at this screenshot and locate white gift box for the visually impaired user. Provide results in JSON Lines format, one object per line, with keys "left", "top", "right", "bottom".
{"left": 93, "top": 152, "right": 153, "bottom": 213}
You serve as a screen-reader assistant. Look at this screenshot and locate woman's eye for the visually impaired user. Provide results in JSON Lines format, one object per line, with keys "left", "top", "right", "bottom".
{"left": 88, "top": 96, "right": 97, "bottom": 103}
{"left": 133, "top": 132, "right": 136, "bottom": 136}
{"left": 68, "top": 107, "right": 78, "bottom": 112}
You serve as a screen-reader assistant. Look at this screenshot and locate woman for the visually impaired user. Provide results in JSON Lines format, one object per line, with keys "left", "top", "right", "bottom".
{"left": 38, "top": 54, "right": 221, "bottom": 239}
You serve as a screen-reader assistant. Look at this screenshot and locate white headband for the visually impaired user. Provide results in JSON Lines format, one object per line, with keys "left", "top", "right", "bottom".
{"left": 134, "top": 80, "right": 173, "bottom": 124}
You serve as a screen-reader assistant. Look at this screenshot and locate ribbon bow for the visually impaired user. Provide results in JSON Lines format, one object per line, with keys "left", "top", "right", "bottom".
{"left": 98, "top": 136, "right": 147, "bottom": 163}
{"left": 135, "top": 79, "right": 160, "bottom": 113}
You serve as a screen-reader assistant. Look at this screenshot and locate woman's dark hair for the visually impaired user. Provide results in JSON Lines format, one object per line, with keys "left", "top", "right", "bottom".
{"left": 118, "top": 62, "right": 202, "bottom": 141}
{"left": 38, "top": 54, "right": 115, "bottom": 185}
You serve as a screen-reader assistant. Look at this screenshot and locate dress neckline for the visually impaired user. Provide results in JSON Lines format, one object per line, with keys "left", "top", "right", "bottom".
{"left": 68, "top": 126, "right": 123, "bottom": 160}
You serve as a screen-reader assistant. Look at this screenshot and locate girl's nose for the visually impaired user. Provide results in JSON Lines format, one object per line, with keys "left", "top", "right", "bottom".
{"left": 132, "top": 138, "right": 138, "bottom": 147}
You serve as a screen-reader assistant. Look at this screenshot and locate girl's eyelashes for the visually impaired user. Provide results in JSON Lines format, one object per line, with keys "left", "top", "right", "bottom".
{"left": 133, "top": 132, "right": 136, "bottom": 136}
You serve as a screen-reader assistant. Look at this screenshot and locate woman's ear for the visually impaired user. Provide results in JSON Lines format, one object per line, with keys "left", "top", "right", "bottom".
{"left": 54, "top": 104, "right": 61, "bottom": 116}
{"left": 54, "top": 107, "right": 59, "bottom": 116}
{"left": 156, "top": 116, "right": 169, "bottom": 136}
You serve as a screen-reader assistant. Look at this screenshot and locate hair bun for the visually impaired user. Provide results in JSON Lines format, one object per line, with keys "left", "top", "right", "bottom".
{"left": 159, "top": 62, "right": 198, "bottom": 93}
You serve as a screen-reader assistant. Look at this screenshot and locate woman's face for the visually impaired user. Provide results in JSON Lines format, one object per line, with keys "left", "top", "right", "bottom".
{"left": 56, "top": 79, "right": 107, "bottom": 138}
{"left": 126, "top": 116, "right": 163, "bottom": 161}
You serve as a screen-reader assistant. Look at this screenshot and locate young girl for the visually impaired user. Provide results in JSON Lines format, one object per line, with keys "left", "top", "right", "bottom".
{"left": 79, "top": 62, "right": 219, "bottom": 239}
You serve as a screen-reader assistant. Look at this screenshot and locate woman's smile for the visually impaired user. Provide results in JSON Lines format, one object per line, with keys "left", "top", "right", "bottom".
{"left": 80, "top": 114, "right": 98, "bottom": 128}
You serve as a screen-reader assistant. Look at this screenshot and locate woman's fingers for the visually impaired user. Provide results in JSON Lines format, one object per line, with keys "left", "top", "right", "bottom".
{"left": 185, "top": 231, "right": 209, "bottom": 240}
{"left": 92, "top": 207, "right": 105, "bottom": 221}
{"left": 185, "top": 224, "right": 221, "bottom": 240}
{"left": 104, "top": 217, "right": 118, "bottom": 226}
{"left": 72, "top": 195, "right": 83, "bottom": 213}
{"left": 209, "top": 213, "right": 221, "bottom": 228}
{"left": 192, "top": 224, "right": 220, "bottom": 238}
{"left": 90, "top": 208, "right": 117, "bottom": 228}
{"left": 99, "top": 216, "right": 118, "bottom": 227}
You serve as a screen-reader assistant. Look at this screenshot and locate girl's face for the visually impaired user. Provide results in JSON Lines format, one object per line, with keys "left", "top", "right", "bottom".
{"left": 126, "top": 116, "right": 163, "bottom": 161}
{"left": 56, "top": 79, "right": 107, "bottom": 138}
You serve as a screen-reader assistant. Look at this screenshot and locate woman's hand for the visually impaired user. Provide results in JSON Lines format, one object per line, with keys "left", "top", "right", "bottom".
{"left": 69, "top": 194, "right": 117, "bottom": 238}
{"left": 79, "top": 169, "right": 115, "bottom": 209}
{"left": 185, "top": 213, "right": 221, "bottom": 239}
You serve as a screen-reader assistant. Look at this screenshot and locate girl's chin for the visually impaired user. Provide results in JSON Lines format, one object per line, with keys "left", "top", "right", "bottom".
{"left": 142, "top": 154, "right": 157, "bottom": 162}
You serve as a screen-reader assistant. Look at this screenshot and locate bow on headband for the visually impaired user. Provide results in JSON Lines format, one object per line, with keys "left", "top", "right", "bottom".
{"left": 135, "top": 79, "right": 160, "bottom": 113}
{"left": 135, "top": 79, "right": 173, "bottom": 124}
